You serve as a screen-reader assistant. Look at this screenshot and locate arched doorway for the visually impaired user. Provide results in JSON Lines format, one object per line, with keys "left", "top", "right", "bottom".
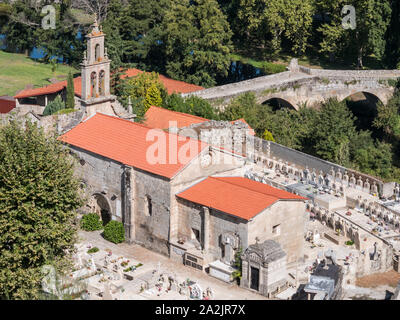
{"left": 262, "top": 97, "right": 297, "bottom": 111}
{"left": 89, "top": 193, "right": 112, "bottom": 225}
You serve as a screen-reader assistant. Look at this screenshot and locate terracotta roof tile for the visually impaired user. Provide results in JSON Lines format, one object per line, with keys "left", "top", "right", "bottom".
{"left": 58, "top": 113, "right": 208, "bottom": 179}
{"left": 144, "top": 107, "right": 256, "bottom": 137}
{"left": 14, "top": 77, "right": 82, "bottom": 99}
{"left": 14, "top": 68, "right": 203, "bottom": 100}
{"left": 144, "top": 106, "right": 208, "bottom": 129}
{"left": 177, "top": 176, "right": 307, "bottom": 220}
{"left": 121, "top": 69, "right": 204, "bottom": 94}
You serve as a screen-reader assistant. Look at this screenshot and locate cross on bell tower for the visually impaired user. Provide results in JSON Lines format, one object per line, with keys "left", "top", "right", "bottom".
{"left": 80, "top": 16, "right": 113, "bottom": 112}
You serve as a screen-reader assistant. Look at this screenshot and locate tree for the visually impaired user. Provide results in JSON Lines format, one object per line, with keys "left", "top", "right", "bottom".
{"left": 235, "top": 0, "right": 314, "bottom": 56}
{"left": 373, "top": 95, "right": 400, "bottom": 139}
{"left": 312, "top": 98, "right": 357, "bottom": 165}
{"left": 349, "top": 130, "right": 394, "bottom": 179}
{"left": 317, "top": 0, "right": 392, "bottom": 68}
{"left": 144, "top": 83, "right": 162, "bottom": 110}
{"left": 384, "top": 0, "right": 400, "bottom": 68}
{"left": 163, "top": 94, "right": 219, "bottom": 120}
{"left": 119, "top": 72, "right": 167, "bottom": 119}
{"left": 262, "top": 129, "right": 275, "bottom": 142}
{"left": 0, "top": 121, "right": 83, "bottom": 299}
{"left": 163, "top": 0, "right": 233, "bottom": 87}
{"left": 43, "top": 95, "right": 65, "bottom": 116}
{"left": 66, "top": 71, "right": 75, "bottom": 109}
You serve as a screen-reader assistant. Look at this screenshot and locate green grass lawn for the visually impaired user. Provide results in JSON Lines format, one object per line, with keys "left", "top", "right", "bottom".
{"left": 0, "top": 50, "right": 78, "bottom": 96}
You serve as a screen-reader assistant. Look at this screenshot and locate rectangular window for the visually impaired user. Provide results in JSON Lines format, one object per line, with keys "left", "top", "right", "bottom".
{"left": 272, "top": 224, "right": 281, "bottom": 236}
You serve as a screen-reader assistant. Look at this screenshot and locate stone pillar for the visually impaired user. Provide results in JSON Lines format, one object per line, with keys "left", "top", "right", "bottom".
{"left": 123, "top": 166, "right": 135, "bottom": 242}
{"left": 203, "top": 206, "right": 210, "bottom": 252}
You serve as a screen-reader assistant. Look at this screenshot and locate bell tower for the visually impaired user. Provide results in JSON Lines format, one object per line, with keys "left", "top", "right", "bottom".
{"left": 80, "top": 17, "right": 115, "bottom": 115}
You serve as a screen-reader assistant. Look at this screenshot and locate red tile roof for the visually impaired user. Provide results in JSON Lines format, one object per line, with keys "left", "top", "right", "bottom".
{"left": 144, "top": 106, "right": 256, "bottom": 136}
{"left": 58, "top": 113, "right": 208, "bottom": 179}
{"left": 14, "top": 77, "right": 82, "bottom": 99}
{"left": 14, "top": 68, "right": 203, "bottom": 99}
{"left": 121, "top": 69, "right": 204, "bottom": 94}
{"left": 177, "top": 176, "right": 307, "bottom": 220}
{"left": 144, "top": 106, "right": 208, "bottom": 129}
{"left": 0, "top": 96, "right": 16, "bottom": 114}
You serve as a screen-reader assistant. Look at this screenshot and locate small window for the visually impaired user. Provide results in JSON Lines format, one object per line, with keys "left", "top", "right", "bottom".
{"left": 272, "top": 224, "right": 281, "bottom": 236}
{"left": 144, "top": 195, "right": 152, "bottom": 217}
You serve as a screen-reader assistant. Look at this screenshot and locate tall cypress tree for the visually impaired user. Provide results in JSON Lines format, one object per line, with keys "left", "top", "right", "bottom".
{"left": 66, "top": 71, "right": 75, "bottom": 109}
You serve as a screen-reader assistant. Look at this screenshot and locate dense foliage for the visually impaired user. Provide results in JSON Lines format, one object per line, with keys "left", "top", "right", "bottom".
{"left": 3, "top": 0, "right": 399, "bottom": 87}
{"left": 217, "top": 91, "right": 400, "bottom": 182}
{"left": 0, "top": 121, "right": 82, "bottom": 299}
{"left": 103, "top": 221, "right": 125, "bottom": 244}
{"left": 80, "top": 213, "right": 103, "bottom": 231}
{"left": 43, "top": 95, "right": 65, "bottom": 116}
{"left": 66, "top": 71, "right": 75, "bottom": 110}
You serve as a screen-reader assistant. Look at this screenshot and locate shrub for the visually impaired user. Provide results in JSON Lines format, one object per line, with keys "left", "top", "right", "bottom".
{"left": 103, "top": 221, "right": 125, "bottom": 244}
{"left": 80, "top": 213, "right": 103, "bottom": 231}
{"left": 87, "top": 247, "right": 99, "bottom": 254}
{"left": 345, "top": 240, "right": 354, "bottom": 246}
{"left": 43, "top": 95, "right": 65, "bottom": 116}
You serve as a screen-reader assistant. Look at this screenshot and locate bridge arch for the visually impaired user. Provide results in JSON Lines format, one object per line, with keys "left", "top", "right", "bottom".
{"left": 260, "top": 96, "right": 298, "bottom": 111}
{"left": 341, "top": 91, "right": 384, "bottom": 131}
{"left": 341, "top": 91, "right": 384, "bottom": 107}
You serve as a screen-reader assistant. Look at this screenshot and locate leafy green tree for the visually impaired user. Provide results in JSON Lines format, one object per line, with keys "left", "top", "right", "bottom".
{"left": 43, "top": 95, "right": 65, "bottom": 116}
{"left": 384, "top": 0, "right": 400, "bottom": 68}
{"left": 66, "top": 71, "right": 75, "bottom": 109}
{"left": 163, "top": 94, "right": 219, "bottom": 120}
{"left": 373, "top": 92, "right": 400, "bottom": 139}
{"left": 120, "top": 72, "right": 167, "bottom": 119}
{"left": 0, "top": 121, "right": 83, "bottom": 299}
{"left": 317, "top": 0, "right": 392, "bottom": 68}
{"left": 163, "top": 0, "right": 233, "bottom": 87}
{"left": 312, "top": 98, "right": 357, "bottom": 165}
{"left": 262, "top": 129, "right": 275, "bottom": 142}
{"left": 145, "top": 83, "right": 162, "bottom": 110}
{"left": 349, "top": 130, "right": 394, "bottom": 179}
{"left": 235, "top": 0, "right": 314, "bottom": 56}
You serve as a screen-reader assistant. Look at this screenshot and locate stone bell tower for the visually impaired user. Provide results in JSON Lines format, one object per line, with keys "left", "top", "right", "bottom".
{"left": 80, "top": 18, "right": 116, "bottom": 116}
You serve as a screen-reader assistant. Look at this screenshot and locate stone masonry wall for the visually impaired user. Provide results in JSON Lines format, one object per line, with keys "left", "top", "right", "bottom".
{"left": 133, "top": 169, "right": 171, "bottom": 256}
{"left": 69, "top": 146, "right": 125, "bottom": 221}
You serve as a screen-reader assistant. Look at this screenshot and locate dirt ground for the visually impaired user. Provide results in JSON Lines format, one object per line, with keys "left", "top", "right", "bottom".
{"left": 356, "top": 270, "right": 400, "bottom": 288}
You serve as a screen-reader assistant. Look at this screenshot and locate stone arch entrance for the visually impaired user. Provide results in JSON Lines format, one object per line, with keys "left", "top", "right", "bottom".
{"left": 262, "top": 97, "right": 297, "bottom": 111}
{"left": 89, "top": 193, "right": 112, "bottom": 225}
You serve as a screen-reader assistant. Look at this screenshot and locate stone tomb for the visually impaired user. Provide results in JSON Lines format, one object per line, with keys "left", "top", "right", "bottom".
{"left": 241, "top": 240, "right": 288, "bottom": 298}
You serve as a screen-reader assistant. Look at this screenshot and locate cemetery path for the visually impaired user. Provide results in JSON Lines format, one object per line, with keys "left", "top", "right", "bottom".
{"left": 79, "top": 230, "right": 267, "bottom": 300}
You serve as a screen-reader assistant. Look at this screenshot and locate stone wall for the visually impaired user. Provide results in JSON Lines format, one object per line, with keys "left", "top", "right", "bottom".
{"left": 69, "top": 146, "right": 125, "bottom": 222}
{"left": 176, "top": 198, "right": 249, "bottom": 262}
{"left": 133, "top": 169, "right": 171, "bottom": 256}
{"left": 248, "top": 201, "right": 306, "bottom": 265}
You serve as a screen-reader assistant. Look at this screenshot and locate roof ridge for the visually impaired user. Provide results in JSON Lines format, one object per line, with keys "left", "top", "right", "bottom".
{"left": 149, "top": 106, "right": 208, "bottom": 121}
{"left": 93, "top": 113, "right": 208, "bottom": 145}
{"left": 211, "top": 176, "right": 301, "bottom": 200}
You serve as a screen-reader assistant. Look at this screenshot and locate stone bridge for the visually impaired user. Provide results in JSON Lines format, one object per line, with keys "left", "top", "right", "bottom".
{"left": 185, "top": 61, "right": 400, "bottom": 110}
